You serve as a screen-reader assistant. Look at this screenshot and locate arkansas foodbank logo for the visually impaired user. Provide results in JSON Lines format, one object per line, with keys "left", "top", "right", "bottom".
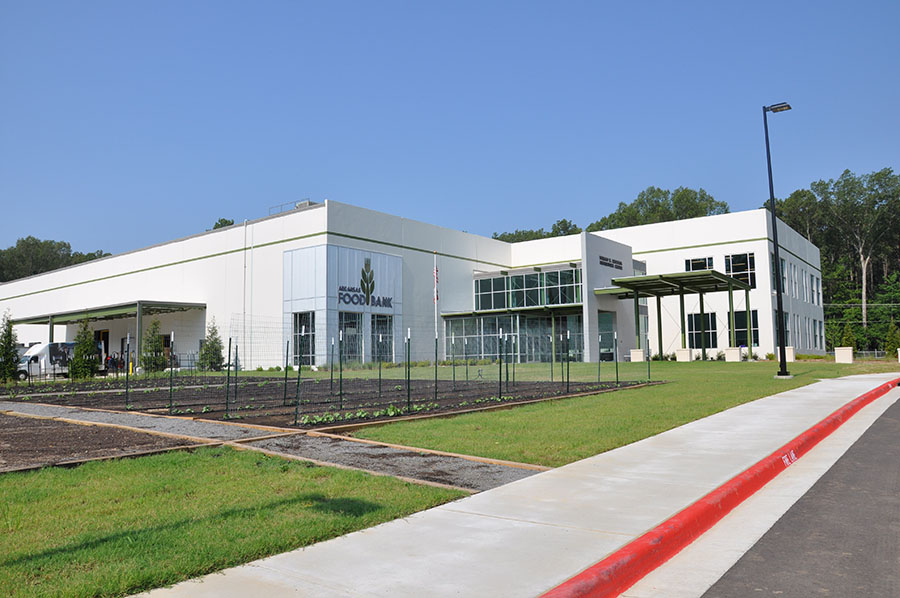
{"left": 338, "top": 258, "right": 393, "bottom": 307}
{"left": 360, "top": 259, "right": 375, "bottom": 304}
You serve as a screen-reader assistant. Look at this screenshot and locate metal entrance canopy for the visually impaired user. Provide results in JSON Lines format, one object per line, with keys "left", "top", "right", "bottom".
{"left": 594, "top": 270, "right": 752, "bottom": 359}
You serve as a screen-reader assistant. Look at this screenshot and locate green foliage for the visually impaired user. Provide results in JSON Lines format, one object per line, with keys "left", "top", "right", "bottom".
{"left": 197, "top": 318, "right": 225, "bottom": 371}
{"left": 586, "top": 186, "right": 728, "bottom": 231}
{"left": 0, "top": 311, "right": 18, "bottom": 383}
{"left": 549, "top": 218, "right": 582, "bottom": 236}
{"left": 141, "top": 319, "right": 167, "bottom": 372}
{"left": 491, "top": 228, "right": 548, "bottom": 242}
{"left": 70, "top": 319, "right": 98, "bottom": 380}
{"left": 839, "top": 322, "right": 857, "bottom": 350}
{"left": 884, "top": 320, "right": 900, "bottom": 356}
{"left": 0, "top": 236, "right": 107, "bottom": 283}
{"left": 211, "top": 218, "right": 234, "bottom": 230}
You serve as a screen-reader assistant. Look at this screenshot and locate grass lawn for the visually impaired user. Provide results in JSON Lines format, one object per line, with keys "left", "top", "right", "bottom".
{"left": 353, "top": 360, "right": 900, "bottom": 467}
{"left": 0, "top": 446, "right": 464, "bottom": 598}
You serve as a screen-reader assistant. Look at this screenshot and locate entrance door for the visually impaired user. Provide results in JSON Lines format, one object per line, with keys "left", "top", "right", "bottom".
{"left": 598, "top": 312, "right": 615, "bottom": 362}
{"left": 94, "top": 330, "right": 110, "bottom": 367}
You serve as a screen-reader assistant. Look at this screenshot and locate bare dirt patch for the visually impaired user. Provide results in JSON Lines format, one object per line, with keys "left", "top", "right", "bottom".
{"left": 0, "top": 413, "right": 198, "bottom": 472}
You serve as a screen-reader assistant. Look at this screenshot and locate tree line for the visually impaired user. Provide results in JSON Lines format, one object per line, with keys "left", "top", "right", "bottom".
{"left": 493, "top": 169, "right": 900, "bottom": 352}
{"left": 0, "top": 237, "right": 108, "bottom": 283}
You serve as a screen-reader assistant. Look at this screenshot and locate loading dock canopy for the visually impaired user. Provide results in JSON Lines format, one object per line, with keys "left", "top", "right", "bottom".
{"left": 594, "top": 270, "right": 751, "bottom": 358}
{"left": 12, "top": 301, "right": 206, "bottom": 326}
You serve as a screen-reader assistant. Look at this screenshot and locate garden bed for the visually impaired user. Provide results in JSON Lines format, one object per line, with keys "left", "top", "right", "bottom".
{"left": 3, "top": 376, "right": 644, "bottom": 428}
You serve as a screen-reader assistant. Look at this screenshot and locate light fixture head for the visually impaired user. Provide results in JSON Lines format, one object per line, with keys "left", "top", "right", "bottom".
{"left": 766, "top": 102, "right": 792, "bottom": 113}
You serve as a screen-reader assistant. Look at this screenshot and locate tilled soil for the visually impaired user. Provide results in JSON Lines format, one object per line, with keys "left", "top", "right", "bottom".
{"left": 2, "top": 377, "right": 634, "bottom": 428}
{"left": 247, "top": 434, "right": 540, "bottom": 491}
{"left": 0, "top": 413, "right": 198, "bottom": 472}
{"left": 0, "top": 402, "right": 542, "bottom": 491}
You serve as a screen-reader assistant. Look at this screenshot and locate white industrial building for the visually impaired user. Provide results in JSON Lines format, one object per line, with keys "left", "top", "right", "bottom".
{"left": 0, "top": 200, "right": 824, "bottom": 368}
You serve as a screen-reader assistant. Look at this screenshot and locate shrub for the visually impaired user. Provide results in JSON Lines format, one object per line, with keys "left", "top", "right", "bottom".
{"left": 0, "top": 311, "right": 19, "bottom": 383}
{"left": 141, "top": 318, "right": 167, "bottom": 372}
{"left": 70, "top": 319, "right": 98, "bottom": 380}
{"left": 839, "top": 323, "right": 857, "bottom": 350}
{"left": 197, "top": 318, "right": 225, "bottom": 371}
{"left": 765, "top": 352, "right": 776, "bottom": 361}
{"left": 885, "top": 320, "right": 900, "bottom": 357}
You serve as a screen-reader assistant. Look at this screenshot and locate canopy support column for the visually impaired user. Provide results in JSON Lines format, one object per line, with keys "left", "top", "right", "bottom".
{"left": 136, "top": 301, "right": 143, "bottom": 365}
{"left": 700, "top": 292, "right": 707, "bottom": 360}
{"left": 656, "top": 295, "right": 663, "bottom": 359}
{"left": 679, "top": 283, "right": 686, "bottom": 349}
{"left": 746, "top": 288, "right": 752, "bottom": 352}
{"left": 48, "top": 316, "right": 54, "bottom": 342}
{"left": 728, "top": 281, "right": 736, "bottom": 347}
{"left": 633, "top": 293, "right": 640, "bottom": 350}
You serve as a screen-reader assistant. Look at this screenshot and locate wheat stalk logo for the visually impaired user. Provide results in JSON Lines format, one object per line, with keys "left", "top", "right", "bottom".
{"left": 360, "top": 258, "right": 375, "bottom": 305}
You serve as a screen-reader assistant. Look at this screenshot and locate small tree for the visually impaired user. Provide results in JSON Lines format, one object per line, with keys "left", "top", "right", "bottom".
{"left": 197, "top": 318, "right": 225, "bottom": 371}
{"left": 141, "top": 318, "right": 167, "bottom": 372}
{"left": 70, "top": 319, "right": 98, "bottom": 379}
{"left": 0, "top": 311, "right": 19, "bottom": 382}
{"left": 839, "top": 322, "right": 857, "bottom": 350}
{"left": 884, "top": 320, "right": 900, "bottom": 358}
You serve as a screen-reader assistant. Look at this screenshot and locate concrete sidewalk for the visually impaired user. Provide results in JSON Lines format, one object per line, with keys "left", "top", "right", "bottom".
{"left": 135, "top": 373, "right": 900, "bottom": 598}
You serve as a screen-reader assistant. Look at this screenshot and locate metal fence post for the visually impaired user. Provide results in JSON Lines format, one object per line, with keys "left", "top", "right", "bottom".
{"left": 224, "top": 337, "right": 232, "bottom": 412}
{"left": 282, "top": 340, "right": 289, "bottom": 406}
{"left": 125, "top": 334, "right": 131, "bottom": 409}
{"left": 614, "top": 332, "right": 619, "bottom": 385}
{"left": 168, "top": 334, "right": 174, "bottom": 415}
{"left": 498, "top": 330, "right": 503, "bottom": 399}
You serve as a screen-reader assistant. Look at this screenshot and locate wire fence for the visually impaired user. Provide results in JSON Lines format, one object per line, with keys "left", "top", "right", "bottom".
{"left": 1, "top": 327, "right": 656, "bottom": 427}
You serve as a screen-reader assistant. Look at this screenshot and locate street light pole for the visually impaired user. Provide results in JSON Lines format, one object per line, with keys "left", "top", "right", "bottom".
{"left": 764, "top": 102, "right": 792, "bottom": 378}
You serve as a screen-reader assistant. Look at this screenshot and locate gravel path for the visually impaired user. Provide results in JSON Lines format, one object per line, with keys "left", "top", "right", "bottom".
{"left": 0, "top": 401, "right": 265, "bottom": 442}
{"left": 0, "top": 401, "right": 539, "bottom": 491}
{"left": 247, "top": 434, "right": 538, "bottom": 491}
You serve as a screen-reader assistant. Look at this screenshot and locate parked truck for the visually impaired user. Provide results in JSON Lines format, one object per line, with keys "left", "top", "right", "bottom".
{"left": 16, "top": 342, "right": 76, "bottom": 380}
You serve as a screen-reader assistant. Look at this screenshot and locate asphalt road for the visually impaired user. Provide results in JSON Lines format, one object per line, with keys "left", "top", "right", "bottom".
{"left": 702, "top": 398, "right": 900, "bottom": 598}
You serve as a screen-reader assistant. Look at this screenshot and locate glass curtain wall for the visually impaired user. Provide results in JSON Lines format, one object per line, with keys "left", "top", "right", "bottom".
{"left": 444, "top": 312, "right": 583, "bottom": 362}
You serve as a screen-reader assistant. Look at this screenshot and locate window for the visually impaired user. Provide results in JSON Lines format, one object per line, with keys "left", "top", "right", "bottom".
{"left": 474, "top": 268, "right": 581, "bottom": 311}
{"left": 688, "top": 312, "right": 717, "bottom": 349}
{"left": 725, "top": 253, "right": 756, "bottom": 288}
{"left": 685, "top": 257, "right": 713, "bottom": 271}
{"left": 338, "top": 312, "right": 363, "bottom": 363}
{"left": 729, "top": 310, "right": 759, "bottom": 347}
{"left": 781, "top": 258, "right": 787, "bottom": 293}
{"left": 817, "top": 277, "right": 822, "bottom": 305}
{"left": 292, "top": 311, "right": 315, "bottom": 366}
{"left": 371, "top": 314, "right": 393, "bottom": 362}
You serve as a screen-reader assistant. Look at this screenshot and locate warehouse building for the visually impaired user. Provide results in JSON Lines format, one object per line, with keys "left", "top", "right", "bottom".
{"left": 0, "top": 200, "right": 824, "bottom": 368}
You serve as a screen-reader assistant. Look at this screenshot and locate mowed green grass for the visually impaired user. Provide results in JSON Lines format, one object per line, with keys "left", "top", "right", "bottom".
{"left": 0, "top": 446, "right": 464, "bottom": 598}
{"left": 353, "top": 360, "right": 900, "bottom": 467}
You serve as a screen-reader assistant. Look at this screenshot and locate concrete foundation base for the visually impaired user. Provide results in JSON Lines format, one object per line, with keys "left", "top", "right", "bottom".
{"left": 725, "top": 348, "right": 742, "bottom": 362}
{"left": 675, "top": 348, "right": 692, "bottom": 362}
{"left": 835, "top": 347, "right": 854, "bottom": 364}
{"left": 630, "top": 349, "right": 645, "bottom": 363}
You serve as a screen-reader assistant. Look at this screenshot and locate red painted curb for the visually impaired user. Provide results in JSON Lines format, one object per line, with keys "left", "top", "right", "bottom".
{"left": 541, "top": 377, "right": 900, "bottom": 598}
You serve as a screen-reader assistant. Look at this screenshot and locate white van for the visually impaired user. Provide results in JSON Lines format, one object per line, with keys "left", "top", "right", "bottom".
{"left": 16, "top": 342, "right": 76, "bottom": 380}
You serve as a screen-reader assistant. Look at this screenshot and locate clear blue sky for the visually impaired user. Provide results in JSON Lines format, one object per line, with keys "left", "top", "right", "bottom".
{"left": 2, "top": 1, "right": 898, "bottom": 255}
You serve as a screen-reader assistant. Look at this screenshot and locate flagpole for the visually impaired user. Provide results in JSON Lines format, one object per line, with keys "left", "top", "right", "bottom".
{"left": 433, "top": 251, "right": 439, "bottom": 401}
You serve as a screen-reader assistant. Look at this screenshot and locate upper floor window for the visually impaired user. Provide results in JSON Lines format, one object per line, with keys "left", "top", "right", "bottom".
{"left": 725, "top": 253, "right": 756, "bottom": 288}
{"left": 475, "top": 267, "right": 582, "bottom": 311}
{"left": 685, "top": 257, "right": 713, "bottom": 272}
